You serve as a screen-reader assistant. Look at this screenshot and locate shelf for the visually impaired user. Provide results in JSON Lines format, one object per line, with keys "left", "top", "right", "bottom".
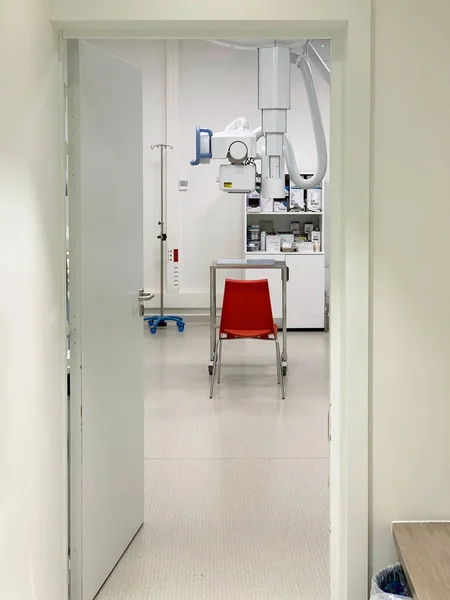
{"left": 247, "top": 211, "right": 322, "bottom": 216}
{"left": 245, "top": 251, "right": 325, "bottom": 256}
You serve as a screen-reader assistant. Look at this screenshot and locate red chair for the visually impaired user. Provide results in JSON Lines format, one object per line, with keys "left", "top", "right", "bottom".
{"left": 210, "top": 278, "right": 285, "bottom": 399}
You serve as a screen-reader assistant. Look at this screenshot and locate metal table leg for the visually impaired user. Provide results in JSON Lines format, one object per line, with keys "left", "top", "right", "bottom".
{"left": 281, "top": 265, "right": 288, "bottom": 375}
{"left": 209, "top": 266, "right": 217, "bottom": 375}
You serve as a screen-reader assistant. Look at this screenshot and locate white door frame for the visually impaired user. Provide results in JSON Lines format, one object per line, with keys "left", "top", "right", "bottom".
{"left": 60, "top": 19, "right": 371, "bottom": 600}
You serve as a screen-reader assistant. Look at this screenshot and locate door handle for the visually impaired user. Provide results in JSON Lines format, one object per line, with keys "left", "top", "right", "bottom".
{"left": 138, "top": 289, "right": 155, "bottom": 302}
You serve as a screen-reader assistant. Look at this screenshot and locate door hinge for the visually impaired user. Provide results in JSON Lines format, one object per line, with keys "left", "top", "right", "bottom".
{"left": 64, "top": 83, "right": 68, "bottom": 99}
{"left": 68, "top": 555, "right": 72, "bottom": 598}
{"left": 328, "top": 406, "right": 331, "bottom": 442}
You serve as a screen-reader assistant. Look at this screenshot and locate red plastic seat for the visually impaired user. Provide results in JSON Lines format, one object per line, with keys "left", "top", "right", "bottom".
{"left": 209, "top": 279, "right": 285, "bottom": 399}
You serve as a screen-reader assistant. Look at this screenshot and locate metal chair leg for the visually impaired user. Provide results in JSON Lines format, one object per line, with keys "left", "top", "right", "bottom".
{"left": 209, "top": 341, "right": 218, "bottom": 398}
{"left": 275, "top": 339, "right": 285, "bottom": 399}
{"left": 217, "top": 338, "right": 223, "bottom": 384}
{"left": 275, "top": 339, "right": 281, "bottom": 384}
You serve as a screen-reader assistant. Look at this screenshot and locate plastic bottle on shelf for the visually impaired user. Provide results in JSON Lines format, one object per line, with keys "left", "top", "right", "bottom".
{"left": 260, "top": 230, "right": 267, "bottom": 252}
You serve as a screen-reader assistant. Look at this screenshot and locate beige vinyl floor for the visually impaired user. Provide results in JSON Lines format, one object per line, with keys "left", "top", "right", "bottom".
{"left": 97, "top": 324, "right": 330, "bottom": 600}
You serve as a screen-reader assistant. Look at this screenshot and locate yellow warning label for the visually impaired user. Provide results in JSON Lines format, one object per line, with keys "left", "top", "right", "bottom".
{"left": 223, "top": 182, "right": 232, "bottom": 188}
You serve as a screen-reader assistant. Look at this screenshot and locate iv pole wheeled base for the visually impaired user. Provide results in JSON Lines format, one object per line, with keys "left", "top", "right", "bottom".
{"left": 144, "top": 315, "right": 185, "bottom": 334}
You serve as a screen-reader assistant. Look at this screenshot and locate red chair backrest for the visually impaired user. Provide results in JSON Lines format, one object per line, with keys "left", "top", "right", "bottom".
{"left": 219, "top": 279, "right": 276, "bottom": 334}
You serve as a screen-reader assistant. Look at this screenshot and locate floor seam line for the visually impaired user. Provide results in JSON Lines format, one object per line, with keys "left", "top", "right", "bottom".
{"left": 144, "top": 456, "right": 329, "bottom": 461}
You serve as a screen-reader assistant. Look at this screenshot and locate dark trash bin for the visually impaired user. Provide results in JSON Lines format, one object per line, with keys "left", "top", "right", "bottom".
{"left": 370, "top": 564, "right": 412, "bottom": 599}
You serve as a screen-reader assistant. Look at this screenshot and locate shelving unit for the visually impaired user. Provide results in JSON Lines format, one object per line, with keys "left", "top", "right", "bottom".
{"left": 243, "top": 175, "right": 325, "bottom": 329}
{"left": 246, "top": 211, "right": 323, "bottom": 215}
{"left": 247, "top": 250, "right": 325, "bottom": 255}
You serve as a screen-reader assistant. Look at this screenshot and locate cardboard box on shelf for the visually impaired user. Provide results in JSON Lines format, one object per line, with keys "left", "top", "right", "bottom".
{"left": 290, "top": 187, "right": 305, "bottom": 211}
{"left": 290, "top": 221, "right": 301, "bottom": 236}
{"left": 246, "top": 191, "right": 261, "bottom": 212}
{"left": 304, "top": 222, "right": 314, "bottom": 236}
{"left": 306, "top": 187, "right": 322, "bottom": 212}
{"left": 278, "top": 232, "right": 295, "bottom": 245}
{"left": 311, "top": 230, "right": 321, "bottom": 246}
{"left": 266, "top": 235, "right": 281, "bottom": 253}
{"left": 273, "top": 200, "right": 288, "bottom": 212}
{"left": 296, "top": 241, "right": 314, "bottom": 253}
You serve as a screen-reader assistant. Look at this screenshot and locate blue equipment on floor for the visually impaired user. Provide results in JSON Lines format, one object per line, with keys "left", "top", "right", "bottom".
{"left": 144, "top": 315, "right": 185, "bottom": 334}
{"left": 148, "top": 143, "right": 185, "bottom": 336}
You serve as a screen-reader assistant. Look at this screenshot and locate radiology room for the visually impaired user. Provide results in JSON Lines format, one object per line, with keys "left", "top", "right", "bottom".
{"left": 66, "top": 38, "right": 331, "bottom": 600}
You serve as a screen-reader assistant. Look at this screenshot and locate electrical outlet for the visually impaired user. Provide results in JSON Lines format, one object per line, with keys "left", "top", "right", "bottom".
{"left": 167, "top": 249, "right": 180, "bottom": 290}
{"left": 168, "top": 249, "right": 179, "bottom": 263}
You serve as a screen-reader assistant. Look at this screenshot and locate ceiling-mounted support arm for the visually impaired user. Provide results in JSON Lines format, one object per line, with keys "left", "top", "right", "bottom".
{"left": 291, "top": 41, "right": 330, "bottom": 87}
{"left": 283, "top": 53, "right": 328, "bottom": 189}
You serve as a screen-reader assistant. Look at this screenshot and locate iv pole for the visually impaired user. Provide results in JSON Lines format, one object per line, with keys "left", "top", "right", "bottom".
{"left": 144, "top": 144, "right": 185, "bottom": 334}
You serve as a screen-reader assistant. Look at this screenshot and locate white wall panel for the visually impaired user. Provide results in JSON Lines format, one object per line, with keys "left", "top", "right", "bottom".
{"left": 0, "top": 1, "right": 67, "bottom": 598}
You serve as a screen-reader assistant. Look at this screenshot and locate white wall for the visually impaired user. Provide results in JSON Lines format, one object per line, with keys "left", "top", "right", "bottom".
{"left": 92, "top": 40, "right": 329, "bottom": 306}
{"left": 370, "top": 0, "right": 450, "bottom": 573}
{"left": 176, "top": 40, "right": 251, "bottom": 296}
{"left": 50, "top": 0, "right": 358, "bottom": 22}
{"left": 0, "top": 1, "right": 67, "bottom": 598}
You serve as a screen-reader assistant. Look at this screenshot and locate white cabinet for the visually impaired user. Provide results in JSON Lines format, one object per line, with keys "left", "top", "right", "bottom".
{"left": 286, "top": 254, "right": 325, "bottom": 329}
{"left": 244, "top": 254, "right": 285, "bottom": 320}
{"left": 243, "top": 254, "right": 325, "bottom": 328}
{"left": 243, "top": 174, "right": 326, "bottom": 329}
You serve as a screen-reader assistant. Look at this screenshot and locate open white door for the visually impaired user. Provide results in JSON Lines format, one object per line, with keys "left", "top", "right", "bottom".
{"left": 67, "top": 41, "right": 144, "bottom": 600}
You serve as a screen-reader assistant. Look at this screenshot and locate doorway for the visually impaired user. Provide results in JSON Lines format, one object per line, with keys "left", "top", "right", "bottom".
{"left": 66, "top": 19, "right": 370, "bottom": 600}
